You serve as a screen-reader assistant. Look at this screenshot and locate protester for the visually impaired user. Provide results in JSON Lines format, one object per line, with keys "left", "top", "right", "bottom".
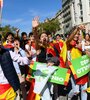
{"left": 20, "top": 32, "right": 28, "bottom": 50}
{"left": 12, "top": 37, "right": 28, "bottom": 100}
{"left": 67, "top": 26, "right": 88, "bottom": 100}
{"left": 0, "top": 14, "right": 90, "bottom": 100}
{"left": 25, "top": 32, "right": 36, "bottom": 61}
{"left": 3, "top": 32, "right": 14, "bottom": 49}
{"left": 0, "top": 34, "right": 30, "bottom": 100}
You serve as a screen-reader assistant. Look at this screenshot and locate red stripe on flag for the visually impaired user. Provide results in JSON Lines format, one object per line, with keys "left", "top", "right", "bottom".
{"left": 64, "top": 81, "right": 68, "bottom": 86}
{"left": 68, "top": 61, "right": 72, "bottom": 66}
{"left": 74, "top": 74, "right": 78, "bottom": 79}
{"left": 67, "top": 69, "right": 71, "bottom": 74}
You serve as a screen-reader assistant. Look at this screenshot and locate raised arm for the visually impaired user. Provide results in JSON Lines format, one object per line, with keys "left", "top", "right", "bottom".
{"left": 66, "top": 25, "right": 85, "bottom": 49}
{"left": 32, "top": 17, "right": 40, "bottom": 50}
{"left": 66, "top": 27, "right": 79, "bottom": 45}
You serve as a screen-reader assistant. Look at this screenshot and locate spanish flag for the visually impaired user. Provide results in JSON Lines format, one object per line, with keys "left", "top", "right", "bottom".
{"left": 47, "top": 42, "right": 56, "bottom": 57}
{"left": 59, "top": 40, "right": 67, "bottom": 68}
{"left": 26, "top": 62, "right": 40, "bottom": 100}
{"left": 69, "top": 47, "right": 82, "bottom": 79}
{"left": 53, "top": 40, "right": 67, "bottom": 68}
{"left": 0, "top": 84, "right": 16, "bottom": 100}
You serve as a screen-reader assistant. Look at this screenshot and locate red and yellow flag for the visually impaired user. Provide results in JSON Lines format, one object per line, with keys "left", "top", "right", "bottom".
{"left": 53, "top": 40, "right": 67, "bottom": 68}
{"left": 47, "top": 42, "right": 56, "bottom": 57}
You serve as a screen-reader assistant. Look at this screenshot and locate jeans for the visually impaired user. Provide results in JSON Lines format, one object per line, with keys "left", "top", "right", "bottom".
{"left": 68, "top": 77, "right": 87, "bottom": 100}
{"left": 41, "top": 82, "right": 52, "bottom": 100}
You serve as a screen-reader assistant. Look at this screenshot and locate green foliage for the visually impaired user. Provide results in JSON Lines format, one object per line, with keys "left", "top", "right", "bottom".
{"left": 38, "top": 19, "right": 60, "bottom": 34}
{"left": 0, "top": 25, "right": 18, "bottom": 38}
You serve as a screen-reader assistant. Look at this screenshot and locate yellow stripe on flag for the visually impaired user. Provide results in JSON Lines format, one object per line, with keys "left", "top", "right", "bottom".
{"left": 70, "top": 65, "right": 76, "bottom": 75}
{"left": 65, "top": 73, "right": 70, "bottom": 82}
{"left": 0, "top": 87, "right": 16, "bottom": 100}
{"left": 35, "top": 94, "right": 41, "bottom": 100}
{"left": 60, "top": 41, "right": 67, "bottom": 63}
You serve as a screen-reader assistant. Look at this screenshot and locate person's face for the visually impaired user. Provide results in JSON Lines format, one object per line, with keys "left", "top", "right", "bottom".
{"left": 7, "top": 34, "right": 13, "bottom": 42}
{"left": 28, "top": 40, "right": 31, "bottom": 45}
{"left": 22, "top": 34, "right": 27, "bottom": 40}
{"left": 56, "top": 35, "right": 61, "bottom": 41}
{"left": 73, "top": 34, "right": 78, "bottom": 41}
{"left": 48, "top": 35, "right": 52, "bottom": 42}
{"left": 85, "top": 34, "right": 90, "bottom": 41}
{"left": 29, "top": 35, "right": 34, "bottom": 42}
{"left": 78, "top": 34, "right": 83, "bottom": 41}
{"left": 14, "top": 40, "right": 20, "bottom": 48}
{"left": 40, "top": 33, "right": 48, "bottom": 43}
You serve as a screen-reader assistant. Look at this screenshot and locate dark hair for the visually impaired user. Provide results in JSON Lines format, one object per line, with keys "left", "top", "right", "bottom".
{"left": 5, "top": 32, "right": 14, "bottom": 39}
{"left": 42, "top": 31, "right": 48, "bottom": 35}
{"left": 21, "top": 32, "right": 27, "bottom": 37}
{"left": 29, "top": 32, "right": 33, "bottom": 37}
{"left": 39, "top": 31, "right": 48, "bottom": 39}
{"left": 46, "top": 31, "right": 51, "bottom": 36}
{"left": 85, "top": 33, "right": 90, "bottom": 38}
{"left": 14, "top": 37, "right": 20, "bottom": 42}
{"left": 56, "top": 34, "right": 60, "bottom": 37}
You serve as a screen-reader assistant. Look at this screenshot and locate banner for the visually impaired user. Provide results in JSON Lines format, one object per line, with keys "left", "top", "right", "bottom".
{"left": 33, "top": 63, "right": 57, "bottom": 94}
{"left": 70, "top": 55, "right": 90, "bottom": 79}
{"left": 32, "top": 62, "right": 70, "bottom": 86}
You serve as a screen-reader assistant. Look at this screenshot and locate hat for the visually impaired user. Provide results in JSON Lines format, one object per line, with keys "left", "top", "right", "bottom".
{"left": 47, "top": 57, "right": 60, "bottom": 66}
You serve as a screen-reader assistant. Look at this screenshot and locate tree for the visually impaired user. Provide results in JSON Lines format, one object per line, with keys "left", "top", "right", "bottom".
{"left": 38, "top": 19, "right": 60, "bottom": 35}
{"left": 0, "top": 25, "right": 18, "bottom": 38}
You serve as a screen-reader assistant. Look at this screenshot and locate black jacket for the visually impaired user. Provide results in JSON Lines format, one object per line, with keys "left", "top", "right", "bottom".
{"left": 0, "top": 48, "right": 20, "bottom": 91}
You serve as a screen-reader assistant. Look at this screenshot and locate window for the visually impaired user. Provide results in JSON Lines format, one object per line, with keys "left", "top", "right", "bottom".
{"left": 80, "top": 11, "right": 83, "bottom": 15}
{"left": 79, "top": 0, "right": 81, "bottom": 3}
{"left": 81, "top": 17, "right": 83, "bottom": 22}
{"left": 80, "top": 4, "right": 82, "bottom": 10}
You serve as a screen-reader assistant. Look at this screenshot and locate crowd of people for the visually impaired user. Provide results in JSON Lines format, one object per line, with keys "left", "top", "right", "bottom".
{"left": 0, "top": 17, "right": 90, "bottom": 100}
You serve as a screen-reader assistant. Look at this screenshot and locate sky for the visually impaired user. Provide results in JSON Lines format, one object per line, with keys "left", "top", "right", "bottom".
{"left": 2, "top": 0, "right": 62, "bottom": 34}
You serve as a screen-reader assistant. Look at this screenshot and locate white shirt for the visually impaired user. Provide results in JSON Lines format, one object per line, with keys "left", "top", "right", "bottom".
{"left": 0, "top": 51, "right": 30, "bottom": 84}
{"left": 25, "top": 44, "right": 36, "bottom": 61}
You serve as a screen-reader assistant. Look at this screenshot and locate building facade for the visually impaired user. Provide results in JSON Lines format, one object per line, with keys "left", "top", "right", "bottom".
{"left": 55, "top": 10, "right": 64, "bottom": 34}
{"left": 70, "top": 0, "right": 90, "bottom": 33}
{"left": 55, "top": 0, "right": 90, "bottom": 34}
